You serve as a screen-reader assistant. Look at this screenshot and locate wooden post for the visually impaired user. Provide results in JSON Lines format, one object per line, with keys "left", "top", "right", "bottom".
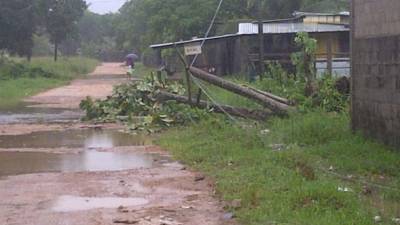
{"left": 327, "top": 36, "right": 333, "bottom": 76}
{"left": 174, "top": 44, "right": 192, "bottom": 105}
{"left": 54, "top": 41, "right": 58, "bottom": 62}
{"left": 196, "top": 89, "right": 202, "bottom": 106}
{"left": 257, "top": 4, "right": 265, "bottom": 79}
{"left": 258, "top": 20, "right": 264, "bottom": 80}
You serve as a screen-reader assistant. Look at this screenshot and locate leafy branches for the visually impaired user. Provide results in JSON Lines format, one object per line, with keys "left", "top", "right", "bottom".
{"left": 80, "top": 74, "right": 209, "bottom": 132}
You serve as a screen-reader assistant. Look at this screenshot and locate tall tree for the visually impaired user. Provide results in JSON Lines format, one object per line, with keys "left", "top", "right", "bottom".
{"left": 108, "top": 0, "right": 350, "bottom": 54}
{"left": 0, "top": 0, "right": 36, "bottom": 59}
{"left": 37, "top": 0, "right": 87, "bottom": 61}
{"left": 114, "top": 0, "right": 217, "bottom": 53}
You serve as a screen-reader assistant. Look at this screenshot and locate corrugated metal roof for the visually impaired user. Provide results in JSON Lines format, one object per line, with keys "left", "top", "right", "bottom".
{"left": 238, "top": 22, "right": 349, "bottom": 35}
{"left": 292, "top": 11, "right": 350, "bottom": 17}
{"left": 150, "top": 34, "right": 241, "bottom": 49}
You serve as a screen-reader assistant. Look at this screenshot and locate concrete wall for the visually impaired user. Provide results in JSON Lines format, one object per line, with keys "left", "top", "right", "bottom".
{"left": 352, "top": 0, "right": 400, "bottom": 146}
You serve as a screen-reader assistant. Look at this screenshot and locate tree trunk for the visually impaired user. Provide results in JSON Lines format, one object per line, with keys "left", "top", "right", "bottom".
{"left": 156, "top": 91, "right": 272, "bottom": 121}
{"left": 243, "top": 85, "right": 291, "bottom": 105}
{"left": 54, "top": 41, "right": 58, "bottom": 62}
{"left": 189, "top": 67, "right": 292, "bottom": 115}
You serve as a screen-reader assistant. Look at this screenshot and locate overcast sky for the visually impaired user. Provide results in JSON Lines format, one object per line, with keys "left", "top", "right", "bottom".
{"left": 86, "top": 0, "right": 128, "bottom": 14}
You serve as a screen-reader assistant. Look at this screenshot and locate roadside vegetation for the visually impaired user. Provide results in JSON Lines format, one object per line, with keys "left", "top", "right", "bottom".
{"left": 80, "top": 33, "right": 399, "bottom": 225}
{"left": 159, "top": 111, "right": 400, "bottom": 225}
{"left": 0, "top": 57, "right": 98, "bottom": 108}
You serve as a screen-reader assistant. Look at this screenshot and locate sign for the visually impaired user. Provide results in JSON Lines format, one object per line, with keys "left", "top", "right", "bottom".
{"left": 184, "top": 43, "right": 202, "bottom": 56}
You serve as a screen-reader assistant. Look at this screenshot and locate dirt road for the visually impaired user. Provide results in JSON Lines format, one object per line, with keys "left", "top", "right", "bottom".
{"left": 27, "top": 63, "right": 129, "bottom": 109}
{"left": 0, "top": 63, "right": 234, "bottom": 225}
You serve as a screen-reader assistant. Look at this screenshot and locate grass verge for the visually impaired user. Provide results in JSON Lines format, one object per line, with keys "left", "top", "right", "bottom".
{"left": 158, "top": 111, "right": 400, "bottom": 225}
{"left": 0, "top": 57, "right": 98, "bottom": 108}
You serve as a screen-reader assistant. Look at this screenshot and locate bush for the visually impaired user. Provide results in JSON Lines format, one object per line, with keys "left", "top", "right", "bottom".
{"left": 0, "top": 58, "right": 57, "bottom": 80}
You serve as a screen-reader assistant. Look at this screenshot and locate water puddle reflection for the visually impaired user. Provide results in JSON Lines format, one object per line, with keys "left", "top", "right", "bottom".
{"left": 0, "top": 103, "right": 82, "bottom": 124}
{"left": 0, "top": 151, "right": 156, "bottom": 177}
{"left": 52, "top": 195, "right": 149, "bottom": 212}
{"left": 0, "top": 129, "right": 152, "bottom": 149}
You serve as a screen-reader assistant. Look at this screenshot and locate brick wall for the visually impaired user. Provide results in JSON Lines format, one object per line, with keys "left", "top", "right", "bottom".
{"left": 352, "top": 0, "right": 400, "bottom": 146}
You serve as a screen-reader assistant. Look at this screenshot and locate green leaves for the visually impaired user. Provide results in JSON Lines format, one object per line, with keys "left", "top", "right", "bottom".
{"left": 80, "top": 73, "right": 209, "bottom": 132}
{"left": 0, "top": 0, "right": 36, "bottom": 56}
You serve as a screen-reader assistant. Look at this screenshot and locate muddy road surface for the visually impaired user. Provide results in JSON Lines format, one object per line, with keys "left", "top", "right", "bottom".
{"left": 0, "top": 63, "right": 234, "bottom": 225}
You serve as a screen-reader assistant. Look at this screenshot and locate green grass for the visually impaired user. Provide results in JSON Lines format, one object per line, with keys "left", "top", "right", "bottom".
{"left": 0, "top": 78, "right": 66, "bottom": 108}
{"left": 0, "top": 57, "right": 98, "bottom": 108}
{"left": 28, "top": 57, "right": 98, "bottom": 79}
{"left": 134, "top": 63, "right": 157, "bottom": 77}
{"left": 158, "top": 111, "right": 400, "bottom": 225}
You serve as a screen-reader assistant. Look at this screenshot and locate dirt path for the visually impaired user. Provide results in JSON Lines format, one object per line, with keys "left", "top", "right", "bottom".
{"left": 0, "top": 63, "right": 235, "bottom": 225}
{"left": 26, "top": 63, "right": 129, "bottom": 109}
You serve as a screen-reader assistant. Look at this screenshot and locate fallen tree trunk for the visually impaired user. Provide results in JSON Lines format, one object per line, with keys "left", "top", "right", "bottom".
{"left": 189, "top": 67, "right": 292, "bottom": 115}
{"left": 156, "top": 91, "right": 272, "bottom": 121}
{"left": 243, "top": 85, "right": 292, "bottom": 105}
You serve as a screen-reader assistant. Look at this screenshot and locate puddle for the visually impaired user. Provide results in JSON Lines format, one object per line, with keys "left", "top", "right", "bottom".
{"left": 0, "top": 102, "right": 82, "bottom": 124}
{"left": 0, "top": 151, "right": 156, "bottom": 177}
{"left": 85, "top": 74, "right": 129, "bottom": 80}
{"left": 0, "top": 129, "right": 152, "bottom": 149}
{"left": 52, "top": 195, "right": 149, "bottom": 212}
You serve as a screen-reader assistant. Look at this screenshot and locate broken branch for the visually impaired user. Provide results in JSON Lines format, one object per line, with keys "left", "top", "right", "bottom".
{"left": 156, "top": 91, "right": 272, "bottom": 121}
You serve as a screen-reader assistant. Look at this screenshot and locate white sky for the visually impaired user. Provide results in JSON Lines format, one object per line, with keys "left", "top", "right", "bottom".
{"left": 86, "top": 0, "right": 128, "bottom": 14}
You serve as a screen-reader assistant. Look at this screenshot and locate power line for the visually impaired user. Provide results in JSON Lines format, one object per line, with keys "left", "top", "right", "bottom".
{"left": 190, "top": 0, "right": 224, "bottom": 67}
{"left": 184, "top": 0, "right": 239, "bottom": 122}
{"left": 87, "top": 0, "right": 127, "bottom": 4}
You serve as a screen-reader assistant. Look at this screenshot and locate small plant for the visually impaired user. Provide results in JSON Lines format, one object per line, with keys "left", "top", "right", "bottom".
{"left": 314, "top": 76, "right": 350, "bottom": 112}
{"left": 291, "top": 32, "right": 317, "bottom": 96}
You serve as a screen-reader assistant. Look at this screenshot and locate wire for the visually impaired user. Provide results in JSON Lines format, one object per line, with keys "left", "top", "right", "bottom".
{"left": 192, "top": 76, "right": 238, "bottom": 122}
{"left": 184, "top": 0, "right": 240, "bottom": 122}
{"left": 190, "top": 0, "right": 224, "bottom": 67}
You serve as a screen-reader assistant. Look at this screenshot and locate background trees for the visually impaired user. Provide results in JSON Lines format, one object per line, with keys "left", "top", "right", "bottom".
{"left": 111, "top": 0, "right": 349, "bottom": 54}
{"left": 36, "top": 0, "right": 87, "bottom": 61}
{"left": 0, "top": 0, "right": 86, "bottom": 61}
{"left": 0, "top": 0, "right": 349, "bottom": 60}
{"left": 0, "top": 0, "right": 36, "bottom": 59}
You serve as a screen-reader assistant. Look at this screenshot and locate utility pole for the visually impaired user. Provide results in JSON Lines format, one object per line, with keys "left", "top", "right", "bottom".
{"left": 257, "top": 0, "right": 265, "bottom": 79}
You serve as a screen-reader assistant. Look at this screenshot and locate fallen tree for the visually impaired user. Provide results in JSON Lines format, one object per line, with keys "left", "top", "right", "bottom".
{"left": 243, "top": 85, "right": 292, "bottom": 105}
{"left": 189, "top": 67, "right": 292, "bottom": 115}
{"left": 156, "top": 91, "right": 272, "bottom": 121}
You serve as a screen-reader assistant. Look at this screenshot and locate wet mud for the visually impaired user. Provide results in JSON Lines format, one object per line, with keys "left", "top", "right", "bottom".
{"left": 0, "top": 63, "right": 235, "bottom": 225}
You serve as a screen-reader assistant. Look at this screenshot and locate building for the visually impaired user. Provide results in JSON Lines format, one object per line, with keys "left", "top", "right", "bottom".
{"left": 352, "top": 0, "right": 400, "bottom": 147}
{"left": 149, "top": 11, "right": 350, "bottom": 77}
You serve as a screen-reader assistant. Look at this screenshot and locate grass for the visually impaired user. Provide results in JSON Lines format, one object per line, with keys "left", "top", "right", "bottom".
{"left": 158, "top": 111, "right": 400, "bottom": 225}
{"left": 0, "top": 78, "right": 66, "bottom": 108}
{"left": 0, "top": 57, "right": 98, "bottom": 108}
{"left": 134, "top": 63, "right": 157, "bottom": 77}
{"left": 28, "top": 57, "right": 98, "bottom": 79}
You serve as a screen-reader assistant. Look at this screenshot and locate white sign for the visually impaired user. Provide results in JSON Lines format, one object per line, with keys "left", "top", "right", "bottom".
{"left": 184, "top": 43, "right": 202, "bottom": 56}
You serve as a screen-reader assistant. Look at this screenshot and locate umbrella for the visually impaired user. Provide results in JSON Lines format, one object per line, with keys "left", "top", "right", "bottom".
{"left": 126, "top": 53, "right": 139, "bottom": 61}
